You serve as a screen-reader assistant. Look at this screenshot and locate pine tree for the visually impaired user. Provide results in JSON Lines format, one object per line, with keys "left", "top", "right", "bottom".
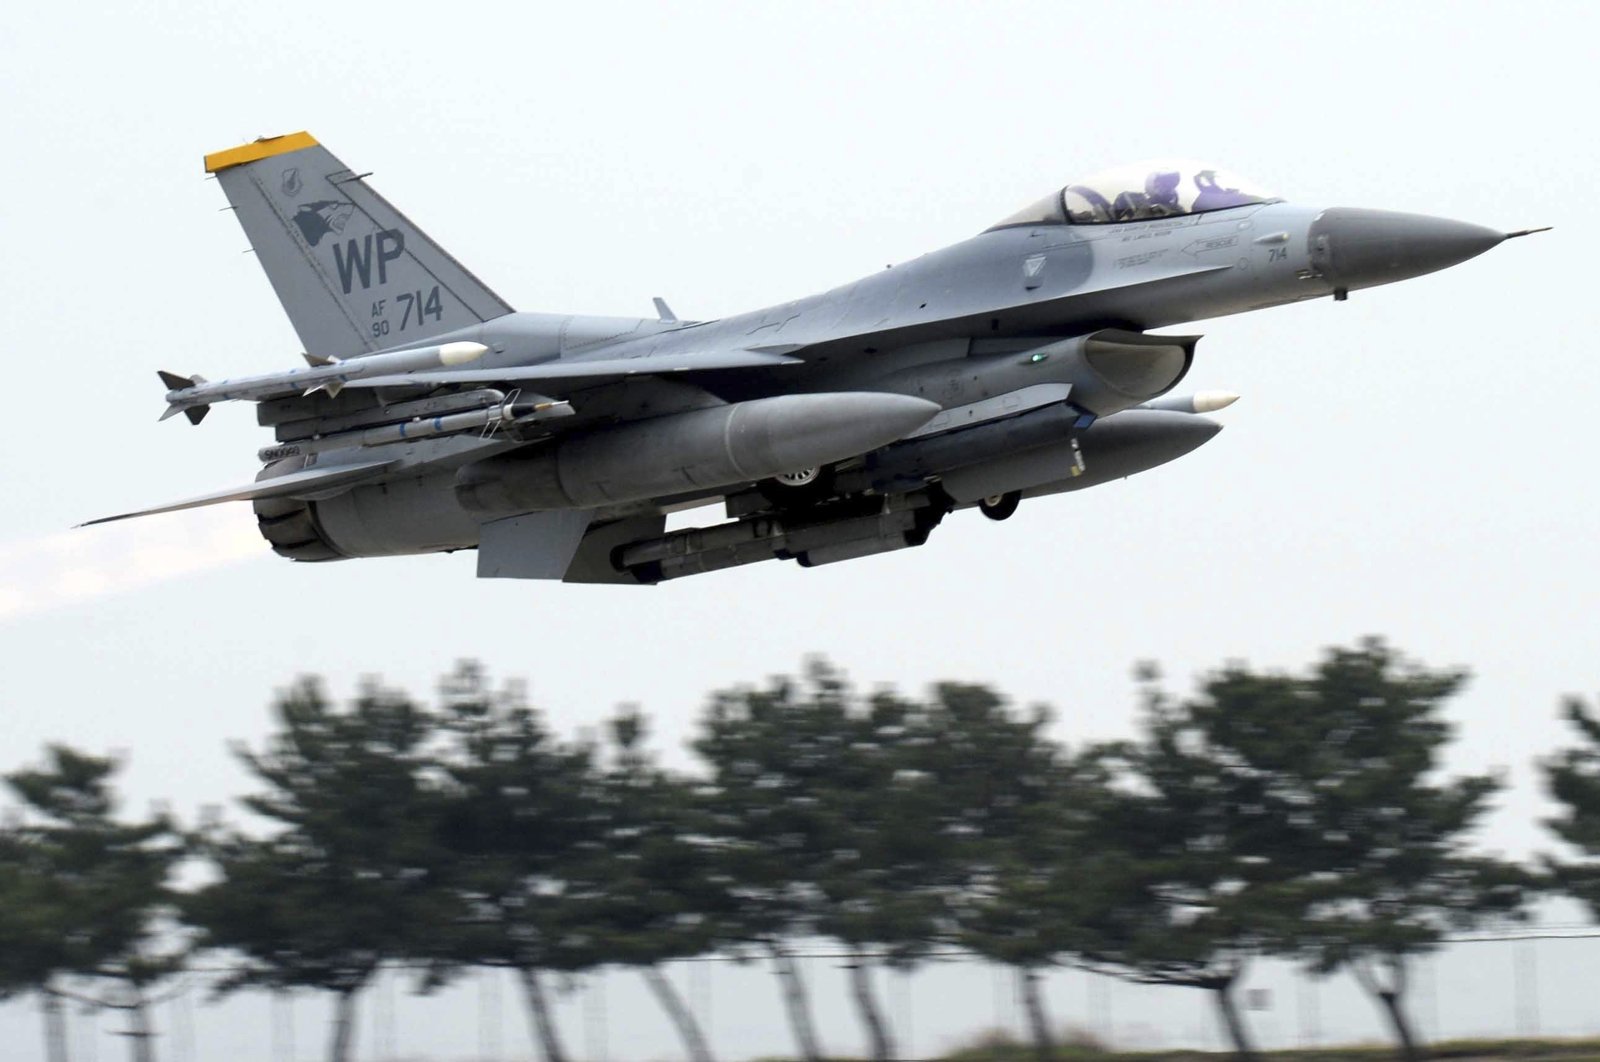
{"left": 694, "top": 660, "right": 947, "bottom": 1062}
{"left": 426, "top": 661, "right": 600, "bottom": 1062}
{"left": 566, "top": 707, "right": 721, "bottom": 1062}
{"left": 1544, "top": 695, "right": 1600, "bottom": 924}
{"left": 811, "top": 681, "right": 948, "bottom": 1062}
{"left": 1, "top": 779, "right": 82, "bottom": 1062}
{"left": 5, "top": 746, "right": 183, "bottom": 1062}
{"left": 1062, "top": 680, "right": 1299, "bottom": 1062}
{"left": 185, "top": 677, "right": 441, "bottom": 1062}
{"left": 1273, "top": 641, "right": 1525, "bottom": 1062}
{"left": 941, "top": 718, "right": 1124, "bottom": 1062}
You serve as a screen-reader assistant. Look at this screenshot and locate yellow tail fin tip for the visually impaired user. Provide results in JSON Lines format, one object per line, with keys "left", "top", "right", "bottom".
{"left": 203, "top": 131, "right": 319, "bottom": 174}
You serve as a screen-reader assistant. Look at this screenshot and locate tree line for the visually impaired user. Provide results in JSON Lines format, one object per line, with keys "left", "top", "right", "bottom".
{"left": 5, "top": 638, "right": 1600, "bottom": 1062}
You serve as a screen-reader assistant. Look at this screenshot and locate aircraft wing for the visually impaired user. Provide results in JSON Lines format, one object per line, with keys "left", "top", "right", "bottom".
{"left": 79, "top": 459, "right": 396, "bottom": 527}
{"left": 339, "top": 348, "right": 803, "bottom": 390}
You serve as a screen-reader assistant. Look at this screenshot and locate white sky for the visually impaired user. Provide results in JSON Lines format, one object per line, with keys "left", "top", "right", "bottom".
{"left": 3, "top": 2, "right": 1598, "bottom": 1059}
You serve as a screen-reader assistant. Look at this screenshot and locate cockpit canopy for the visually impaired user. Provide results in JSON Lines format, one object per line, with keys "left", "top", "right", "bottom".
{"left": 991, "top": 161, "right": 1277, "bottom": 229}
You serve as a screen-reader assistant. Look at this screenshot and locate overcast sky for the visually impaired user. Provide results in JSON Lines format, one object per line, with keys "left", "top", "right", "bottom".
{"left": 3, "top": 2, "right": 1598, "bottom": 1059}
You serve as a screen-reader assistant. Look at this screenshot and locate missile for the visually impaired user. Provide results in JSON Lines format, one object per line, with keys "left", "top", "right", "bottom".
{"left": 159, "top": 341, "right": 490, "bottom": 423}
{"left": 1138, "top": 390, "right": 1239, "bottom": 414}
{"left": 256, "top": 394, "right": 573, "bottom": 460}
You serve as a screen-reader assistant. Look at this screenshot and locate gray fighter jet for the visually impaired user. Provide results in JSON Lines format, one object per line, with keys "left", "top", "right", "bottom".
{"left": 86, "top": 134, "right": 1545, "bottom": 583}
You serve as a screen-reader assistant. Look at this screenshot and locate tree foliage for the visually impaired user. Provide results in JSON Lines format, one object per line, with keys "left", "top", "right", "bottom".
{"left": 3, "top": 746, "right": 183, "bottom": 1062}
{"left": 1544, "top": 695, "right": 1600, "bottom": 917}
{"left": 426, "top": 661, "right": 599, "bottom": 1062}
{"left": 0, "top": 644, "right": 1566, "bottom": 1062}
{"left": 1273, "top": 642, "right": 1525, "bottom": 1062}
{"left": 1059, "top": 670, "right": 1309, "bottom": 1060}
{"left": 694, "top": 660, "right": 935, "bottom": 1060}
{"left": 568, "top": 707, "right": 723, "bottom": 1061}
{"left": 930, "top": 684, "right": 1114, "bottom": 1062}
{"left": 185, "top": 676, "right": 442, "bottom": 1062}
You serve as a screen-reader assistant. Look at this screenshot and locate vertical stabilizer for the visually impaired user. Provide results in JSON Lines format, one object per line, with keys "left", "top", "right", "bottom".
{"left": 205, "top": 132, "right": 514, "bottom": 358}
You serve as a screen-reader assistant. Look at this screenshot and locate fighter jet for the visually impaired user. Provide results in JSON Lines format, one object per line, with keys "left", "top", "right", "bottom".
{"left": 85, "top": 134, "right": 1545, "bottom": 583}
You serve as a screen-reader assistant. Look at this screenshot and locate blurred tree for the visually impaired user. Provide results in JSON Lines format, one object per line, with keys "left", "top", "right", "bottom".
{"left": 920, "top": 682, "right": 1061, "bottom": 1060}
{"left": 698, "top": 662, "right": 985, "bottom": 1062}
{"left": 5, "top": 746, "right": 183, "bottom": 1062}
{"left": 1268, "top": 641, "right": 1525, "bottom": 1062}
{"left": 695, "top": 660, "right": 948, "bottom": 1062}
{"left": 185, "top": 677, "right": 441, "bottom": 1062}
{"left": 693, "top": 662, "right": 845, "bottom": 1062}
{"left": 566, "top": 707, "right": 722, "bottom": 1062}
{"left": 0, "top": 814, "right": 76, "bottom": 1062}
{"left": 934, "top": 682, "right": 1125, "bottom": 1062}
{"left": 426, "top": 661, "right": 599, "bottom": 1062}
{"left": 1, "top": 784, "right": 82, "bottom": 1062}
{"left": 1061, "top": 673, "right": 1306, "bottom": 1062}
{"left": 812, "top": 680, "right": 948, "bottom": 1062}
{"left": 1544, "top": 695, "right": 1600, "bottom": 924}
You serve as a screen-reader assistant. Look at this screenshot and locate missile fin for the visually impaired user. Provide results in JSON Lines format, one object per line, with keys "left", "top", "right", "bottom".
{"left": 158, "top": 370, "right": 210, "bottom": 425}
{"left": 302, "top": 352, "right": 338, "bottom": 367}
{"left": 161, "top": 401, "right": 210, "bottom": 424}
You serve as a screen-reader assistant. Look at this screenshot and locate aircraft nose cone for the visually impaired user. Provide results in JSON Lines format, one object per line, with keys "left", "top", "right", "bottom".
{"left": 1309, "top": 208, "right": 1505, "bottom": 291}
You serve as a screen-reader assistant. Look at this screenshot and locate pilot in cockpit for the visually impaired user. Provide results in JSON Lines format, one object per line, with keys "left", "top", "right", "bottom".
{"left": 1191, "top": 169, "right": 1259, "bottom": 212}
{"left": 994, "top": 161, "right": 1276, "bottom": 230}
{"left": 1112, "top": 170, "right": 1183, "bottom": 221}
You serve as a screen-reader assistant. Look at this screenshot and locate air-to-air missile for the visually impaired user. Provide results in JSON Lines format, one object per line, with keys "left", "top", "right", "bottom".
{"left": 159, "top": 341, "right": 491, "bottom": 423}
{"left": 89, "top": 135, "right": 1546, "bottom": 583}
{"left": 257, "top": 390, "right": 575, "bottom": 461}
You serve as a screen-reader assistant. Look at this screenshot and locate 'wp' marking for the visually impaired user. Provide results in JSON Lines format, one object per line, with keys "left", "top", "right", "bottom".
{"left": 333, "top": 230, "right": 405, "bottom": 294}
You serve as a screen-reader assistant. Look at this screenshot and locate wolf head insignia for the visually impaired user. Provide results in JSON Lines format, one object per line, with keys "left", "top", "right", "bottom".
{"left": 291, "top": 200, "right": 354, "bottom": 247}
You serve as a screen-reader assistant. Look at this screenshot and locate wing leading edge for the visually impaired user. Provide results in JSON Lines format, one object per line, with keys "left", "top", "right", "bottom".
{"left": 339, "top": 348, "right": 804, "bottom": 391}
{"left": 79, "top": 459, "right": 396, "bottom": 528}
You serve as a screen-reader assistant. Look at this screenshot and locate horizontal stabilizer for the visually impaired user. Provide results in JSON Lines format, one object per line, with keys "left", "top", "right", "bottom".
{"left": 78, "top": 459, "right": 395, "bottom": 528}
{"left": 343, "top": 349, "right": 803, "bottom": 390}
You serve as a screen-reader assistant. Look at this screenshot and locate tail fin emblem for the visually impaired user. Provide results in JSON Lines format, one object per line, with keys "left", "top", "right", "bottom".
{"left": 291, "top": 200, "right": 353, "bottom": 247}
